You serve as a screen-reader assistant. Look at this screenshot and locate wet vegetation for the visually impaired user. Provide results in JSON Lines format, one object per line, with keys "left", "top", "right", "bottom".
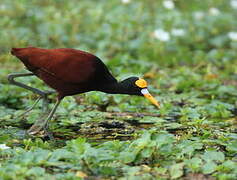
{"left": 0, "top": 0, "right": 237, "bottom": 179}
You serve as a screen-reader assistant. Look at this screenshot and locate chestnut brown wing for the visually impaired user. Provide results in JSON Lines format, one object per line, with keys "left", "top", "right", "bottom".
{"left": 12, "top": 47, "right": 98, "bottom": 84}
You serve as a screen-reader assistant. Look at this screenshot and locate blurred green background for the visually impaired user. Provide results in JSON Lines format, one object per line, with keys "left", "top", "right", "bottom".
{"left": 0, "top": 0, "right": 237, "bottom": 179}
{"left": 1, "top": 0, "right": 236, "bottom": 66}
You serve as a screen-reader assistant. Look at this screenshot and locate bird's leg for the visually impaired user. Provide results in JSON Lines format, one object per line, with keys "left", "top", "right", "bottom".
{"left": 8, "top": 73, "right": 48, "bottom": 97}
{"left": 16, "top": 96, "right": 41, "bottom": 118}
{"left": 8, "top": 72, "right": 57, "bottom": 137}
{"left": 42, "top": 98, "right": 61, "bottom": 139}
{"left": 8, "top": 72, "right": 55, "bottom": 114}
{"left": 28, "top": 98, "right": 61, "bottom": 136}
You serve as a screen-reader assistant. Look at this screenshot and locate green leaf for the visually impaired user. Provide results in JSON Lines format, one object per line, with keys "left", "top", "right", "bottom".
{"left": 169, "top": 163, "right": 184, "bottom": 179}
{"left": 202, "top": 151, "right": 225, "bottom": 162}
{"left": 26, "top": 167, "right": 45, "bottom": 176}
{"left": 226, "top": 141, "right": 237, "bottom": 152}
{"left": 185, "top": 157, "right": 203, "bottom": 171}
{"left": 178, "top": 140, "right": 203, "bottom": 157}
{"left": 202, "top": 161, "right": 217, "bottom": 174}
{"left": 217, "top": 160, "right": 237, "bottom": 173}
{"left": 67, "top": 138, "right": 89, "bottom": 155}
{"left": 154, "top": 133, "right": 174, "bottom": 147}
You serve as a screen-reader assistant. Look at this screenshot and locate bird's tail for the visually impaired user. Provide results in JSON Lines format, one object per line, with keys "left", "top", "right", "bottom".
{"left": 10, "top": 47, "right": 34, "bottom": 62}
{"left": 11, "top": 48, "right": 24, "bottom": 56}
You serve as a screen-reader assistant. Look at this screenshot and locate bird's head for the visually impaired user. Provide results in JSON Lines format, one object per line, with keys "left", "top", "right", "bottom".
{"left": 122, "top": 77, "right": 160, "bottom": 108}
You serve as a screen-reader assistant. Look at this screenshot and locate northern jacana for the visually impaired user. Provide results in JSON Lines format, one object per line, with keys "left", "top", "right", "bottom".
{"left": 9, "top": 47, "right": 160, "bottom": 136}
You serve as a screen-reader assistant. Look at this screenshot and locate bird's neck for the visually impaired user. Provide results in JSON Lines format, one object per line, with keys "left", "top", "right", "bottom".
{"left": 98, "top": 81, "right": 133, "bottom": 95}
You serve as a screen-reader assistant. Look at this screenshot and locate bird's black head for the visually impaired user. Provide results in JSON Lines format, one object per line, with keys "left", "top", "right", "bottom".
{"left": 120, "top": 76, "right": 160, "bottom": 108}
{"left": 120, "top": 76, "right": 142, "bottom": 95}
{"left": 98, "top": 76, "right": 160, "bottom": 108}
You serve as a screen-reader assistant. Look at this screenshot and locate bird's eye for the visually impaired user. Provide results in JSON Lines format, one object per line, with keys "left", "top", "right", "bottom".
{"left": 135, "top": 79, "right": 148, "bottom": 88}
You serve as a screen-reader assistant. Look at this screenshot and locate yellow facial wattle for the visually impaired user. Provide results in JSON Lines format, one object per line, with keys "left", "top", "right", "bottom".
{"left": 135, "top": 79, "right": 148, "bottom": 88}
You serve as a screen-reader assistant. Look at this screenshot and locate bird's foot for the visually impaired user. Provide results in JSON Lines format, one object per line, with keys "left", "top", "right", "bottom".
{"left": 43, "top": 125, "right": 55, "bottom": 141}
{"left": 27, "top": 124, "right": 45, "bottom": 135}
{"left": 27, "top": 122, "right": 54, "bottom": 140}
{"left": 27, "top": 113, "right": 48, "bottom": 135}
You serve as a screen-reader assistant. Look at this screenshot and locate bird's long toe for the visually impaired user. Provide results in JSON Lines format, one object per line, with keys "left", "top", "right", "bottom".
{"left": 27, "top": 122, "right": 54, "bottom": 140}
{"left": 27, "top": 123, "right": 45, "bottom": 135}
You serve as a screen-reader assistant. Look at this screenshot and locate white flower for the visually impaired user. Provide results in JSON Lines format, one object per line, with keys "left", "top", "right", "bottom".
{"left": 230, "top": 0, "right": 237, "bottom": 9}
{"left": 193, "top": 11, "right": 205, "bottom": 20}
{"left": 228, "top": 32, "right": 237, "bottom": 41}
{"left": 171, "top": 28, "right": 185, "bottom": 36}
{"left": 121, "top": 0, "right": 130, "bottom": 4}
{"left": 0, "top": 5, "right": 6, "bottom": 10}
{"left": 163, "top": 0, "right": 175, "bottom": 9}
{"left": 153, "top": 29, "right": 170, "bottom": 42}
{"left": 209, "top": 7, "right": 220, "bottom": 16}
{"left": 0, "top": 144, "right": 10, "bottom": 150}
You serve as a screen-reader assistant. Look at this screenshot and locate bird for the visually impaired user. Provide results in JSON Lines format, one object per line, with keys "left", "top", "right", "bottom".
{"left": 9, "top": 47, "right": 160, "bottom": 136}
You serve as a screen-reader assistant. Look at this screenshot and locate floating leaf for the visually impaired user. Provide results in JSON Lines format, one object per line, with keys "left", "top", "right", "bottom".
{"left": 202, "top": 161, "right": 217, "bottom": 174}
{"left": 202, "top": 151, "right": 225, "bottom": 162}
{"left": 169, "top": 163, "right": 184, "bottom": 179}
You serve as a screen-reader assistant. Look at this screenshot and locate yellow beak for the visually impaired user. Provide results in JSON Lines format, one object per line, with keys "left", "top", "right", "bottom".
{"left": 141, "top": 89, "right": 160, "bottom": 108}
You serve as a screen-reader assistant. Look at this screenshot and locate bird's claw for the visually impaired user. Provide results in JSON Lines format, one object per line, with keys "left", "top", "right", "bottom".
{"left": 27, "top": 124, "right": 54, "bottom": 140}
